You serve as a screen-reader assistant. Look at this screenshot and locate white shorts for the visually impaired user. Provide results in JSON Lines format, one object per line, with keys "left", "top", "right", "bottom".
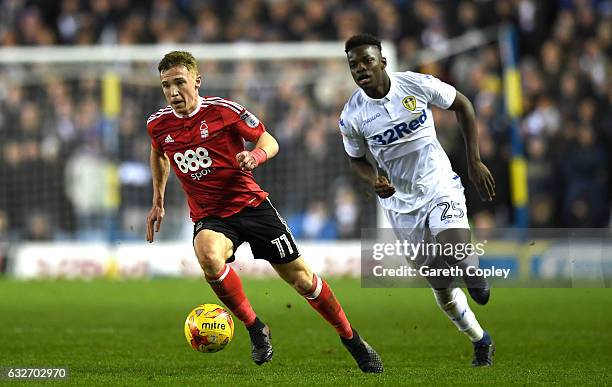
{"left": 384, "top": 176, "right": 470, "bottom": 245}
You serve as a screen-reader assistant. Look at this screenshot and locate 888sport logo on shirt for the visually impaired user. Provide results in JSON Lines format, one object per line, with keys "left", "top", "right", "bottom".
{"left": 173, "top": 147, "right": 213, "bottom": 180}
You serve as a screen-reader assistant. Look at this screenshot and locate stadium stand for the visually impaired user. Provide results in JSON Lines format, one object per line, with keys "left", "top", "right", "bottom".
{"left": 0, "top": 0, "right": 609, "bottom": 244}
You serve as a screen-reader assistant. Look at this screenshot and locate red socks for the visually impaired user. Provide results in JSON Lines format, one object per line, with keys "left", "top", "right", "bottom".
{"left": 206, "top": 264, "right": 257, "bottom": 327}
{"left": 302, "top": 274, "right": 353, "bottom": 339}
{"left": 206, "top": 265, "right": 352, "bottom": 339}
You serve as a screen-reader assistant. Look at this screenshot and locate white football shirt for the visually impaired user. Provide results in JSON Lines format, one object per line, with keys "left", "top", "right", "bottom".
{"left": 339, "top": 71, "right": 461, "bottom": 213}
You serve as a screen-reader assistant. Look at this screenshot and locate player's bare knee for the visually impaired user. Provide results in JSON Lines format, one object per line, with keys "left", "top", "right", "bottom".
{"left": 277, "top": 267, "right": 312, "bottom": 293}
{"left": 194, "top": 230, "right": 232, "bottom": 277}
{"left": 292, "top": 270, "right": 314, "bottom": 294}
{"left": 273, "top": 257, "right": 314, "bottom": 293}
{"left": 197, "top": 252, "right": 226, "bottom": 277}
{"left": 435, "top": 228, "right": 471, "bottom": 265}
{"left": 436, "top": 228, "right": 471, "bottom": 246}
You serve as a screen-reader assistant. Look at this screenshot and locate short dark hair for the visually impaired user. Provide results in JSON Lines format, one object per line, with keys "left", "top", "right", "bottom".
{"left": 158, "top": 51, "right": 198, "bottom": 75}
{"left": 344, "top": 34, "right": 382, "bottom": 53}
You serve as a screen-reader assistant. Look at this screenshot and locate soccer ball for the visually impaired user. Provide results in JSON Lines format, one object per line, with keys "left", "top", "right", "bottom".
{"left": 184, "top": 304, "right": 234, "bottom": 353}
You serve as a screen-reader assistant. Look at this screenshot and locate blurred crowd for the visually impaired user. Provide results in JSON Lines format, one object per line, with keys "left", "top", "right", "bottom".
{"left": 0, "top": 0, "right": 610, "bottom": 247}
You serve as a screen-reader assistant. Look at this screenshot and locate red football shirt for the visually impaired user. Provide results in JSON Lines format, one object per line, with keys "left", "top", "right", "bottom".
{"left": 146, "top": 96, "right": 269, "bottom": 220}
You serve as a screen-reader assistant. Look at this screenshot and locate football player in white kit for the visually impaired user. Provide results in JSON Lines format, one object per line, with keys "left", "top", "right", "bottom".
{"left": 339, "top": 34, "right": 496, "bottom": 367}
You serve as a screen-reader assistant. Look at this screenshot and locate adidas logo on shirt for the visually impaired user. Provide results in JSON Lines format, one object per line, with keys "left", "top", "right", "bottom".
{"left": 165, "top": 134, "right": 174, "bottom": 143}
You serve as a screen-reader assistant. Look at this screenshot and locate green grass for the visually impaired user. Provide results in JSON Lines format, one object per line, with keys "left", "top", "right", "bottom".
{"left": 0, "top": 278, "right": 611, "bottom": 385}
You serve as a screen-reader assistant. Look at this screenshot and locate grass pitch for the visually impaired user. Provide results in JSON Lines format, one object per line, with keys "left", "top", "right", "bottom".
{"left": 0, "top": 278, "right": 611, "bottom": 385}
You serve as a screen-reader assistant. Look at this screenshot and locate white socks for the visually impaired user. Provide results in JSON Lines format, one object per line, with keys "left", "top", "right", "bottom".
{"left": 433, "top": 287, "right": 484, "bottom": 342}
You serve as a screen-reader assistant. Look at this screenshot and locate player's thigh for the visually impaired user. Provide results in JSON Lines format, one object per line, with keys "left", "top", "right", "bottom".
{"left": 428, "top": 192, "right": 470, "bottom": 238}
{"left": 384, "top": 207, "right": 428, "bottom": 243}
{"left": 384, "top": 207, "right": 429, "bottom": 263}
{"left": 436, "top": 228, "right": 471, "bottom": 246}
{"left": 428, "top": 191, "right": 471, "bottom": 270}
{"left": 384, "top": 207, "right": 454, "bottom": 287}
{"left": 193, "top": 229, "right": 235, "bottom": 276}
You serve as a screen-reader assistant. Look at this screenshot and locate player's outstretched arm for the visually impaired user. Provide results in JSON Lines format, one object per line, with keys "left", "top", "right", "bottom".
{"left": 348, "top": 156, "right": 395, "bottom": 199}
{"left": 448, "top": 91, "right": 496, "bottom": 202}
{"left": 146, "top": 146, "right": 170, "bottom": 243}
{"left": 236, "top": 132, "right": 279, "bottom": 171}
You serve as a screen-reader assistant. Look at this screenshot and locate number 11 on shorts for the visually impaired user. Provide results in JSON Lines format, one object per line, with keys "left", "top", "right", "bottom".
{"left": 271, "top": 234, "right": 293, "bottom": 259}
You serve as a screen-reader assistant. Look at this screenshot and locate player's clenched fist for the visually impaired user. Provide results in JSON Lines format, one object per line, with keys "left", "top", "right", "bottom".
{"left": 374, "top": 176, "right": 395, "bottom": 198}
{"left": 236, "top": 148, "right": 267, "bottom": 171}
{"left": 146, "top": 205, "right": 165, "bottom": 243}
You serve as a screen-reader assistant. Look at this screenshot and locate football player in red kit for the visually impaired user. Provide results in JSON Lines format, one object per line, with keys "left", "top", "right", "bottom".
{"left": 145, "top": 51, "right": 382, "bottom": 373}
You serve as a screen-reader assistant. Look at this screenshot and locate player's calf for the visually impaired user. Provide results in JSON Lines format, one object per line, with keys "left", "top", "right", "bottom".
{"left": 205, "top": 264, "right": 258, "bottom": 328}
{"left": 273, "top": 258, "right": 353, "bottom": 338}
{"left": 274, "top": 258, "right": 383, "bottom": 371}
{"left": 453, "top": 254, "right": 490, "bottom": 305}
{"left": 300, "top": 273, "right": 353, "bottom": 339}
{"left": 435, "top": 228, "right": 490, "bottom": 305}
{"left": 301, "top": 274, "right": 383, "bottom": 372}
{"left": 433, "top": 287, "right": 485, "bottom": 342}
{"left": 206, "top": 263, "right": 272, "bottom": 365}
{"left": 433, "top": 286, "right": 494, "bottom": 367}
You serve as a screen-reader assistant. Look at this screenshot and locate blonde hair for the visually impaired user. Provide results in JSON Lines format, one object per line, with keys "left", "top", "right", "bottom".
{"left": 158, "top": 51, "right": 198, "bottom": 75}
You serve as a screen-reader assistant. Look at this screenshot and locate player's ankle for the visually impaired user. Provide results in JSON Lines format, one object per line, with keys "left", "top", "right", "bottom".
{"left": 246, "top": 316, "right": 264, "bottom": 330}
{"left": 340, "top": 330, "right": 354, "bottom": 340}
{"left": 472, "top": 331, "right": 490, "bottom": 345}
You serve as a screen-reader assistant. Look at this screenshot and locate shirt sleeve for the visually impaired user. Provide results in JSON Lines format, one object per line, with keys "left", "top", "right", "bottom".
{"left": 146, "top": 121, "right": 161, "bottom": 151}
{"left": 227, "top": 107, "right": 266, "bottom": 142}
{"left": 419, "top": 74, "right": 457, "bottom": 109}
{"left": 339, "top": 113, "right": 366, "bottom": 158}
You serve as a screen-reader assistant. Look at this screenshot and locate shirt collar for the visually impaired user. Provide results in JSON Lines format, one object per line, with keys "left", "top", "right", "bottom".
{"left": 360, "top": 73, "right": 395, "bottom": 104}
{"left": 172, "top": 96, "right": 202, "bottom": 118}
